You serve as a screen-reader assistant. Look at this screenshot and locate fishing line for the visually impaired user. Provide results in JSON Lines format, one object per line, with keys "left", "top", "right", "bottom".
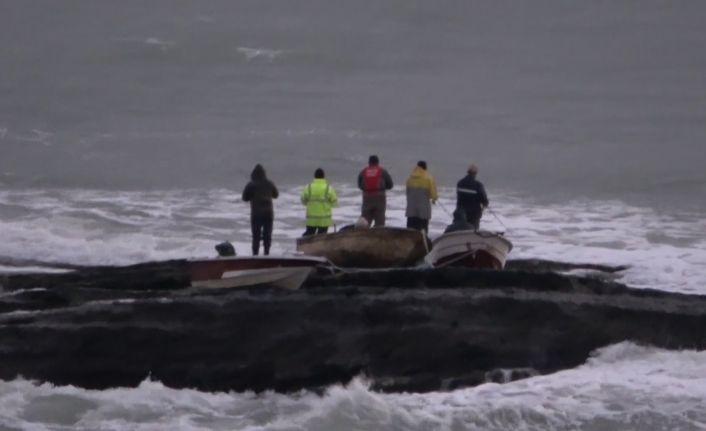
{"left": 439, "top": 198, "right": 510, "bottom": 233}
{"left": 486, "top": 206, "right": 509, "bottom": 232}
{"left": 436, "top": 200, "right": 453, "bottom": 217}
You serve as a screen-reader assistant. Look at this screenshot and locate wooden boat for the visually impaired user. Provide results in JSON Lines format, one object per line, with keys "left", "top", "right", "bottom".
{"left": 296, "top": 227, "right": 431, "bottom": 268}
{"left": 189, "top": 255, "right": 329, "bottom": 290}
{"left": 424, "top": 230, "right": 513, "bottom": 269}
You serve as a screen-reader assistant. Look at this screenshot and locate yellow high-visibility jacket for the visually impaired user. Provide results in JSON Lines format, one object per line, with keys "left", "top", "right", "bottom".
{"left": 301, "top": 179, "right": 338, "bottom": 227}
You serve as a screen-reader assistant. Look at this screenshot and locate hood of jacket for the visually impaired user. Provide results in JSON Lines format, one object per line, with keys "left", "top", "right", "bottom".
{"left": 250, "top": 164, "right": 266, "bottom": 181}
{"left": 408, "top": 166, "right": 428, "bottom": 180}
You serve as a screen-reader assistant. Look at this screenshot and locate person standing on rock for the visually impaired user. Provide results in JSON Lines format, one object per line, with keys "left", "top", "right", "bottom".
{"left": 242, "top": 164, "right": 279, "bottom": 255}
{"left": 301, "top": 168, "right": 338, "bottom": 236}
{"left": 357, "top": 155, "right": 394, "bottom": 227}
{"left": 405, "top": 160, "right": 438, "bottom": 232}
{"left": 456, "top": 164, "right": 489, "bottom": 230}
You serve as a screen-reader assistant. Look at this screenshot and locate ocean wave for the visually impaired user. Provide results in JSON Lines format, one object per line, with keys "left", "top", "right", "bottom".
{"left": 1, "top": 343, "right": 705, "bottom": 430}
{"left": 0, "top": 187, "right": 705, "bottom": 293}
{"left": 112, "top": 37, "right": 175, "bottom": 51}
{"left": 237, "top": 47, "right": 283, "bottom": 61}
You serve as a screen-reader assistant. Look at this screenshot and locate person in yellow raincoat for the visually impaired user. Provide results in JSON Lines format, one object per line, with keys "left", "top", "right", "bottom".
{"left": 301, "top": 168, "right": 338, "bottom": 236}
{"left": 405, "top": 160, "right": 438, "bottom": 232}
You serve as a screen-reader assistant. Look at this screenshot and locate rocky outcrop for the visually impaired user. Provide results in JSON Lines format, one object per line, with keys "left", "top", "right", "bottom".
{"left": 1, "top": 260, "right": 705, "bottom": 393}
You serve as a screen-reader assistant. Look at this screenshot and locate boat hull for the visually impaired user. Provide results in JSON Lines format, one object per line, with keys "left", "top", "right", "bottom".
{"left": 296, "top": 227, "right": 431, "bottom": 268}
{"left": 189, "top": 255, "right": 328, "bottom": 290}
{"left": 425, "top": 230, "right": 513, "bottom": 269}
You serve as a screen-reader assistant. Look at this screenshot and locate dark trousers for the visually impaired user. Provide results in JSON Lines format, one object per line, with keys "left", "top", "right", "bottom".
{"left": 303, "top": 226, "right": 329, "bottom": 236}
{"left": 463, "top": 207, "right": 482, "bottom": 231}
{"left": 251, "top": 215, "right": 273, "bottom": 255}
{"left": 406, "top": 217, "right": 429, "bottom": 232}
{"left": 362, "top": 194, "right": 386, "bottom": 227}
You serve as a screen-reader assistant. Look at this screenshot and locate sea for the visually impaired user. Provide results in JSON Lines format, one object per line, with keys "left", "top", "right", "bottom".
{"left": 1, "top": 1, "right": 706, "bottom": 429}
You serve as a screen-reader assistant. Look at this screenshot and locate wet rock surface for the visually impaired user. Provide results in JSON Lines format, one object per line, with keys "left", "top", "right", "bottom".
{"left": 1, "top": 259, "right": 705, "bottom": 393}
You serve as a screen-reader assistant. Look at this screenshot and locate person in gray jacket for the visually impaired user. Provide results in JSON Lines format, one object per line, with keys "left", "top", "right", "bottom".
{"left": 405, "top": 161, "right": 438, "bottom": 232}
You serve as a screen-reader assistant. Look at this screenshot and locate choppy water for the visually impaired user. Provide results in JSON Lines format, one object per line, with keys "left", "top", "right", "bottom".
{"left": 1, "top": 1, "right": 706, "bottom": 209}
{"left": 2, "top": 0, "right": 706, "bottom": 429}
{"left": 1, "top": 186, "right": 705, "bottom": 294}
{"left": 1, "top": 343, "right": 706, "bottom": 431}
{"left": 1, "top": 186, "right": 705, "bottom": 430}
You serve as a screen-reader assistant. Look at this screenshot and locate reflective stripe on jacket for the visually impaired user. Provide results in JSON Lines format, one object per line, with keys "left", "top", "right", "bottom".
{"left": 405, "top": 166, "right": 438, "bottom": 220}
{"left": 456, "top": 174, "right": 488, "bottom": 224}
{"left": 301, "top": 179, "right": 338, "bottom": 227}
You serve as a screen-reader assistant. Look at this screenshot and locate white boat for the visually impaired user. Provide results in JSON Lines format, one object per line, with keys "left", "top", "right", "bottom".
{"left": 189, "top": 255, "right": 329, "bottom": 290}
{"left": 425, "top": 230, "right": 513, "bottom": 269}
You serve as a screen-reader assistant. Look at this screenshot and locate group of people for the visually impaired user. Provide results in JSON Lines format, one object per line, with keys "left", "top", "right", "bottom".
{"left": 241, "top": 155, "right": 489, "bottom": 256}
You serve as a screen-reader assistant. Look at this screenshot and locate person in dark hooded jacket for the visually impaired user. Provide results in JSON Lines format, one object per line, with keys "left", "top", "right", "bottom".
{"left": 242, "top": 164, "right": 279, "bottom": 255}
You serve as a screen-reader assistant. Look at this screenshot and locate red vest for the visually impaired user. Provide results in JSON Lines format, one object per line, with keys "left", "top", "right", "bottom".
{"left": 363, "top": 166, "right": 383, "bottom": 191}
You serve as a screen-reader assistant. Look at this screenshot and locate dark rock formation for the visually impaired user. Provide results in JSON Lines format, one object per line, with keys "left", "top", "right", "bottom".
{"left": 1, "top": 260, "right": 705, "bottom": 393}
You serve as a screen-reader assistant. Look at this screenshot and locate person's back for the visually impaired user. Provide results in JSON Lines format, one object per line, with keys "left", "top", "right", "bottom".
{"left": 405, "top": 161, "right": 438, "bottom": 231}
{"left": 242, "top": 164, "right": 279, "bottom": 255}
{"left": 456, "top": 164, "right": 488, "bottom": 230}
{"left": 301, "top": 168, "right": 338, "bottom": 236}
{"left": 242, "top": 165, "right": 279, "bottom": 219}
{"left": 357, "top": 155, "right": 393, "bottom": 227}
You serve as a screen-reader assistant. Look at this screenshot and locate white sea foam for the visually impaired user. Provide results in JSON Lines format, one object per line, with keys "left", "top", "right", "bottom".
{"left": 1, "top": 187, "right": 704, "bottom": 293}
{"left": 0, "top": 343, "right": 704, "bottom": 430}
{"left": 237, "top": 47, "right": 283, "bottom": 61}
{"left": 0, "top": 265, "right": 70, "bottom": 274}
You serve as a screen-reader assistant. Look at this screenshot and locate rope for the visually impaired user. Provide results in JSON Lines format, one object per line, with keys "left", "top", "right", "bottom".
{"left": 436, "top": 200, "right": 453, "bottom": 217}
{"left": 433, "top": 249, "right": 476, "bottom": 268}
{"left": 420, "top": 229, "right": 430, "bottom": 254}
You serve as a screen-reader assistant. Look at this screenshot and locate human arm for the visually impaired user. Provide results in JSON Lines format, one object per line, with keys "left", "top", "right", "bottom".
{"left": 429, "top": 176, "right": 438, "bottom": 203}
{"left": 242, "top": 183, "right": 253, "bottom": 202}
{"left": 328, "top": 185, "right": 339, "bottom": 208}
{"left": 357, "top": 171, "right": 364, "bottom": 191}
{"left": 300, "top": 186, "right": 308, "bottom": 205}
{"left": 270, "top": 181, "right": 279, "bottom": 199}
{"left": 479, "top": 183, "right": 489, "bottom": 208}
{"left": 383, "top": 169, "right": 394, "bottom": 190}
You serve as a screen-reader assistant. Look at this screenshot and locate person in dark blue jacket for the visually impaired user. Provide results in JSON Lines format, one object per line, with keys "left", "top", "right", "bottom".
{"left": 455, "top": 164, "right": 489, "bottom": 230}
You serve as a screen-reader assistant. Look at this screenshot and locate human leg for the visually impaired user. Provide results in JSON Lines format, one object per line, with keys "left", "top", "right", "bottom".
{"left": 262, "top": 216, "right": 273, "bottom": 255}
{"left": 361, "top": 198, "right": 375, "bottom": 226}
{"left": 250, "top": 217, "right": 262, "bottom": 255}
{"left": 374, "top": 199, "right": 386, "bottom": 227}
{"left": 407, "top": 217, "right": 422, "bottom": 230}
